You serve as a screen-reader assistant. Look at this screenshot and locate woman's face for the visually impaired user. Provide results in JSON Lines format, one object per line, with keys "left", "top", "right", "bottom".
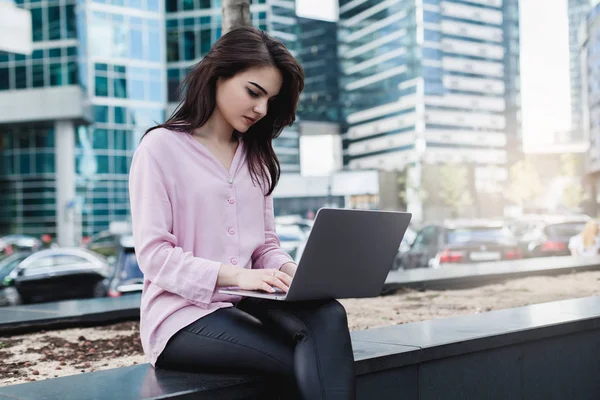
{"left": 215, "top": 66, "right": 283, "bottom": 133}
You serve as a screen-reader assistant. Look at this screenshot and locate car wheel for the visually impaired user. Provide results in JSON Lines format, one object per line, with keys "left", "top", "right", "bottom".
{"left": 11, "top": 292, "right": 23, "bottom": 306}
{"left": 2, "top": 287, "right": 22, "bottom": 306}
{"left": 92, "top": 281, "right": 107, "bottom": 298}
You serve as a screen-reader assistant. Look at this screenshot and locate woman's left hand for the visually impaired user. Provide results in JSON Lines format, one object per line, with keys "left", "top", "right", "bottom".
{"left": 280, "top": 262, "right": 297, "bottom": 278}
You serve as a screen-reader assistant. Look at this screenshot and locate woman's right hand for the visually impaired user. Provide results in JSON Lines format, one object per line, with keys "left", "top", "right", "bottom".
{"left": 236, "top": 268, "right": 292, "bottom": 293}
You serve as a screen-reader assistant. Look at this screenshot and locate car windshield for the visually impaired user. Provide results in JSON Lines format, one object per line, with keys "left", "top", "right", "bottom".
{"left": 0, "top": 254, "right": 27, "bottom": 278}
{"left": 509, "top": 221, "right": 540, "bottom": 237}
{"left": 277, "top": 226, "right": 304, "bottom": 242}
{"left": 544, "top": 223, "right": 586, "bottom": 238}
{"left": 120, "top": 252, "right": 143, "bottom": 280}
{"left": 447, "top": 227, "right": 511, "bottom": 244}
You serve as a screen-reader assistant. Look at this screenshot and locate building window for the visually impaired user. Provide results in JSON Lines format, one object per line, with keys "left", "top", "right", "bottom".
{"left": 0, "top": 68, "right": 9, "bottom": 90}
{"left": 95, "top": 76, "right": 109, "bottom": 96}
{"left": 95, "top": 106, "right": 109, "bottom": 123}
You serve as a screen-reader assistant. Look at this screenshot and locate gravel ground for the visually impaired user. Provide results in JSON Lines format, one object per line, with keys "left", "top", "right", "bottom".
{"left": 2, "top": 270, "right": 600, "bottom": 387}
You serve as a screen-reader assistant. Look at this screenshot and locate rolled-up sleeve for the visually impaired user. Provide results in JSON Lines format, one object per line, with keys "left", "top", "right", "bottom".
{"left": 129, "top": 147, "right": 221, "bottom": 307}
{"left": 251, "top": 193, "right": 294, "bottom": 270}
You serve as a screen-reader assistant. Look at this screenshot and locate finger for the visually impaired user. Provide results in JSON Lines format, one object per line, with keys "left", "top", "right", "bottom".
{"left": 259, "top": 282, "right": 275, "bottom": 293}
{"left": 265, "top": 276, "right": 289, "bottom": 293}
{"left": 274, "top": 271, "right": 293, "bottom": 287}
{"left": 264, "top": 269, "right": 292, "bottom": 287}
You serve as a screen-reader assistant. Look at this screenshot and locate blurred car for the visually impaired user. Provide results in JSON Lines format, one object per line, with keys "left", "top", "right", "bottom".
{"left": 399, "top": 225, "right": 417, "bottom": 254}
{"left": 276, "top": 224, "right": 307, "bottom": 261}
{"left": 106, "top": 236, "right": 144, "bottom": 298}
{"left": 505, "top": 214, "right": 591, "bottom": 258}
{"left": 523, "top": 217, "right": 590, "bottom": 258}
{"left": 0, "top": 235, "right": 42, "bottom": 259}
{"left": 392, "top": 225, "right": 417, "bottom": 270}
{"left": 275, "top": 215, "right": 314, "bottom": 235}
{"left": 399, "top": 220, "right": 522, "bottom": 269}
{"left": 4, "top": 248, "right": 111, "bottom": 304}
{"left": 0, "top": 252, "right": 33, "bottom": 306}
{"left": 85, "top": 230, "right": 128, "bottom": 264}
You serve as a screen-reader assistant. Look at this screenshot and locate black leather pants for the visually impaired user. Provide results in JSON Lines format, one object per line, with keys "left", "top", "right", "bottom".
{"left": 156, "top": 298, "right": 356, "bottom": 400}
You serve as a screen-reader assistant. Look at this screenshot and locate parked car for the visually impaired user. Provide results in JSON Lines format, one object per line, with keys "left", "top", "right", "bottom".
{"left": 106, "top": 236, "right": 144, "bottom": 298}
{"left": 85, "top": 230, "right": 128, "bottom": 263}
{"left": 398, "top": 220, "right": 522, "bottom": 269}
{"left": 4, "top": 248, "right": 111, "bottom": 304}
{"left": 276, "top": 224, "right": 307, "bottom": 261}
{"left": 505, "top": 214, "right": 591, "bottom": 258}
{"left": 0, "top": 252, "right": 33, "bottom": 306}
{"left": 392, "top": 225, "right": 417, "bottom": 270}
{"left": 275, "top": 215, "right": 314, "bottom": 235}
{"left": 523, "top": 217, "right": 590, "bottom": 258}
{"left": 0, "top": 235, "right": 42, "bottom": 259}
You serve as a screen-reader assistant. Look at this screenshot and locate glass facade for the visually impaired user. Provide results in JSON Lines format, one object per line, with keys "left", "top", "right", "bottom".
{"left": 339, "top": 0, "right": 418, "bottom": 167}
{"left": 296, "top": 17, "right": 341, "bottom": 123}
{"left": 0, "top": 126, "right": 58, "bottom": 235}
{"left": 0, "top": 0, "right": 164, "bottom": 236}
{"left": 503, "top": 0, "right": 521, "bottom": 160}
{"left": 339, "top": 0, "right": 520, "bottom": 174}
{"left": 0, "top": 0, "right": 82, "bottom": 236}
{"left": 0, "top": 0, "right": 78, "bottom": 91}
{"left": 78, "top": 0, "right": 165, "bottom": 235}
{"left": 584, "top": 4, "right": 600, "bottom": 175}
{"left": 0, "top": 46, "right": 78, "bottom": 90}
{"left": 0, "top": 0, "right": 305, "bottom": 237}
{"left": 569, "top": 0, "right": 593, "bottom": 140}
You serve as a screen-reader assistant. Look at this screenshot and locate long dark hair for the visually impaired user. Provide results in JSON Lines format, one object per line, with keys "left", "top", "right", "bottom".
{"left": 145, "top": 27, "right": 304, "bottom": 195}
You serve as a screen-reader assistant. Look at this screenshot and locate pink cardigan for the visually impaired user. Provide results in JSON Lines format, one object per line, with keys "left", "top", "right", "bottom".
{"left": 128, "top": 128, "right": 293, "bottom": 366}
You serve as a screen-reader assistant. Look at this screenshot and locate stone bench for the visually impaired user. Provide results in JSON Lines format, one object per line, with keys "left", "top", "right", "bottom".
{"left": 1, "top": 296, "right": 599, "bottom": 399}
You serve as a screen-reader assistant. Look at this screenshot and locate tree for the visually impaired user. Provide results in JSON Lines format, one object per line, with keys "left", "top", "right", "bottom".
{"left": 560, "top": 153, "right": 588, "bottom": 211}
{"left": 562, "top": 182, "right": 587, "bottom": 211}
{"left": 397, "top": 165, "right": 429, "bottom": 207}
{"left": 560, "top": 153, "right": 579, "bottom": 177}
{"left": 506, "top": 158, "right": 543, "bottom": 209}
{"left": 222, "top": 0, "right": 251, "bottom": 34}
{"left": 438, "top": 163, "right": 472, "bottom": 217}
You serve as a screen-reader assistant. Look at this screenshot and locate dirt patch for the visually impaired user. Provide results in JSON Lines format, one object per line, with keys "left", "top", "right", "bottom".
{"left": 0, "top": 325, "right": 146, "bottom": 385}
{"left": 95, "top": 321, "right": 139, "bottom": 332}
{"left": 0, "top": 338, "right": 23, "bottom": 349}
{"left": 21, "top": 333, "right": 143, "bottom": 366}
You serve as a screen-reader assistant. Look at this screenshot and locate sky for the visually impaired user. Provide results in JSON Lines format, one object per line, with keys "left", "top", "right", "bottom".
{"left": 296, "top": 0, "right": 338, "bottom": 21}
{"left": 295, "top": 0, "right": 573, "bottom": 172}
{"left": 519, "top": 0, "right": 571, "bottom": 148}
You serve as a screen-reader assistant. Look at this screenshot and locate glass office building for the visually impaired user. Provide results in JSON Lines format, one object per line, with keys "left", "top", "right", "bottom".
{"left": 296, "top": 17, "right": 340, "bottom": 123}
{"left": 0, "top": 0, "right": 83, "bottom": 240}
{"left": 569, "top": 0, "right": 593, "bottom": 141}
{"left": 339, "top": 0, "right": 521, "bottom": 217}
{"left": 582, "top": 3, "right": 600, "bottom": 205}
{"left": 0, "top": 0, "right": 300, "bottom": 241}
{"left": 0, "top": 0, "right": 164, "bottom": 238}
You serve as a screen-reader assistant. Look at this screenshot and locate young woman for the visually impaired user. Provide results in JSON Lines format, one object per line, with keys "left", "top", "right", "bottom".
{"left": 568, "top": 220, "right": 600, "bottom": 256}
{"left": 128, "top": 27, "right": 356, "bottom": 399}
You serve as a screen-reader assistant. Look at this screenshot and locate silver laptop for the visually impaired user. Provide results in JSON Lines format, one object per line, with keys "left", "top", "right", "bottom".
{"left": 218, "top": 208, "right": 412, "bottom": 301}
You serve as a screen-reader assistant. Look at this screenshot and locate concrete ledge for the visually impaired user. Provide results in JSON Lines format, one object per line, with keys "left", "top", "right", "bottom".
{"left": 1, "top": 296, "right": 599, "bottom": 399}
{"left": 385, "top": 255, "right": 600, "bottom": 292}
{"left": 0, "top": 295, "right": 140, "bottom": 335}
{"left": 0, "top": 86, "right": 93, "bottom": 125}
